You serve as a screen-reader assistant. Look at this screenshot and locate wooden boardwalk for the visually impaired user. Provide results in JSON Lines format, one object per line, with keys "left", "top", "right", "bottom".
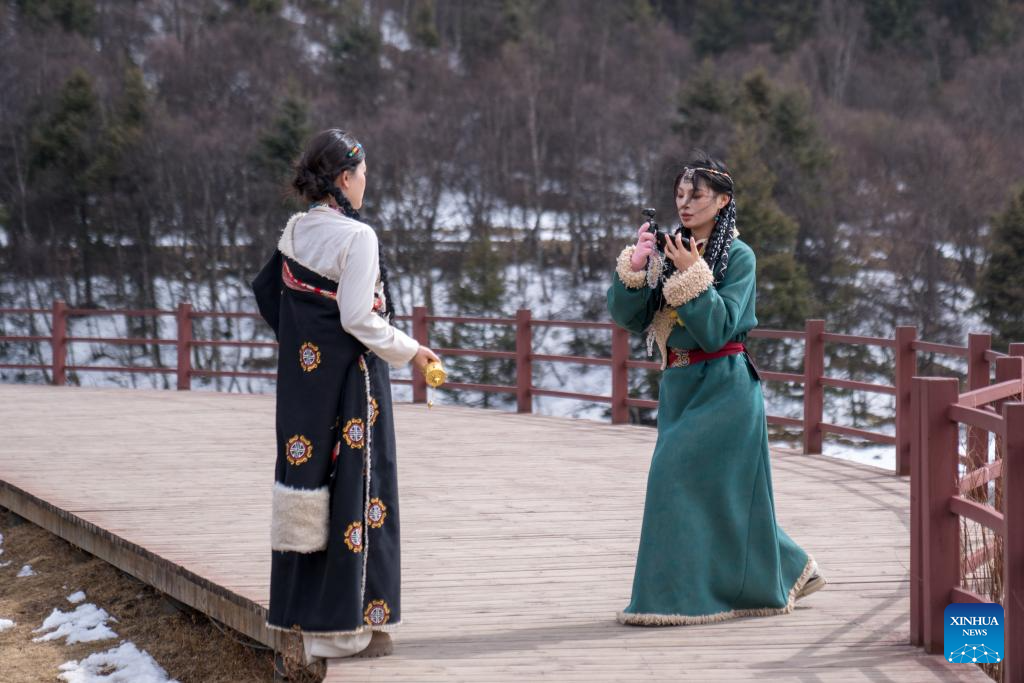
{"left": 0, "top": 385, "right": 988, "bottom": 682}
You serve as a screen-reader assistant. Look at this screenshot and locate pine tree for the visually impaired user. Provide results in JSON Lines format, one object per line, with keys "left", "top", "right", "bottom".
{"left": 410, "top": 0, "right": 441, "bottom": 49}
{"left": 438, "top": 231, "right": 516, "bottom": 409}
{"left": 254, "top": 95, "right": 310, "bottom": 187}
{"left": 17, "top": 0, "right": 95, "bottom": 35}
{"left": 978, "top": 186, "right": 1024, "bottom": 348}
{"left": 29, "top": 69, "right": 107, "bottom": 305}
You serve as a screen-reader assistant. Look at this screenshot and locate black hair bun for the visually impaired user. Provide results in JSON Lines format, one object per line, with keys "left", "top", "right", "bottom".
{"left": 292, "top": 166, "right": 320, "bottom": 201}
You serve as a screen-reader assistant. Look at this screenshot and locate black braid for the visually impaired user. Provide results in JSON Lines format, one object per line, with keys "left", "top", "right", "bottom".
{"left": 326, "top": 184, "right": 397, "bottom": 323}
{"left": 702, "top": 197, "right": 737, "bottom": 284}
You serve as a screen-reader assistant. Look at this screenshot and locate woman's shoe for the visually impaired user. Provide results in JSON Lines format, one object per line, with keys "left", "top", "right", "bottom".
{"left": 354, "top": 631, "right": 394, "bottom": 658}
{"left": 796, "top": 561, "right": 827, "bottom": 600}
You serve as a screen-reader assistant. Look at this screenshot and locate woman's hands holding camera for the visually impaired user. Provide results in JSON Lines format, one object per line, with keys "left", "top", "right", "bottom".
{"left": 665, "top": 233, "right": 700, "bottom": 272}
{"left": 630, "top": 224, "right": 657, "bottom": 272}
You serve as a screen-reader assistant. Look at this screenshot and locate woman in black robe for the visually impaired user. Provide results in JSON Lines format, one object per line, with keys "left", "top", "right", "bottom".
{"left": 252, "top": 129, "right": 439, "bottom": 665}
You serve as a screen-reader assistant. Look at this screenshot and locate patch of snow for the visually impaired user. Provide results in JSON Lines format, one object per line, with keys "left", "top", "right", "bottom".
{"left": 824, "top": 441, "right": 896, "bottom": 471}
{"left": 0, "top": 561, "right": 11, "bottom": 568}
{"left": 58, "top": 642, "right": 178, "bottom": 683}
{"left": 67, "top": 591, "right": 87, "bottom": 604}
{"left": 0, "top": 618, "right": 15, "bottom": 631}
{"left": 17, "top": 564, "right": 36, "bottom": 577}
{"left": 32, "top": 604, "right": 118, "bottom": 645}
{"left": 380, "top": 10, "right": 411, "bottom": 51}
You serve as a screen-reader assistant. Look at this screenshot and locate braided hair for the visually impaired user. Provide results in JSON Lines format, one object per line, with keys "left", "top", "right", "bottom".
{"left": 673, "top": 152, "right": 737, "bottom": 285}
{"left": 291, "top": 129, "right": 396, "bottom": 323}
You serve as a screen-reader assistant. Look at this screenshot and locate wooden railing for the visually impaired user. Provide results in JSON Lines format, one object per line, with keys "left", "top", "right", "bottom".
{"left": 0, "top": 302, "right": 1020, "bottom": 475}
{"left": 911, "top": 358, "right": 1024, "bottom": 681}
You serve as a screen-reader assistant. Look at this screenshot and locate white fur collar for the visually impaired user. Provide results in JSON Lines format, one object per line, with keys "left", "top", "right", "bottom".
{"left": 277, "top": 208, "right": 373, "bottom": 280}
{"left": 277, "top": 210, "right": 334, "bottom": 279}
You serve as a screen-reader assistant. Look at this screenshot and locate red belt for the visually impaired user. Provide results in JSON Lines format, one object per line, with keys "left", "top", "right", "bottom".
{"left": 667, "top": 342, "right": 745, "bottom": 368}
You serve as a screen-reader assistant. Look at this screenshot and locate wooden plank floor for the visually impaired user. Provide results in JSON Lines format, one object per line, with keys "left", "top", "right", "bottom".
{"left": 0, "top": 385, "right": 988, "bottom": 682}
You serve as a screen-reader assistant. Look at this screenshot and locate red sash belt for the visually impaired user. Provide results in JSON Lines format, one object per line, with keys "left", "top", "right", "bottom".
{"left": 667, "top": 342, "right": 746, "bottom": 368}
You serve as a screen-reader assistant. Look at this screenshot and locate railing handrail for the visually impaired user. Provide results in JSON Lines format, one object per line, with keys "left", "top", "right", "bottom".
{"left": 1, "top": 303, "right": 1022, "bottom": 477}
{"left": 910, "top": 355, "right": 1023, "bottom": 679}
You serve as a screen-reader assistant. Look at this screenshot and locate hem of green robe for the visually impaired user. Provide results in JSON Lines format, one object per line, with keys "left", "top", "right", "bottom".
{"left": 616, "top": 555, "right": 815, "bottom": 626}
{"left": 266, "top": 620, "right": 402, "bottom": 636}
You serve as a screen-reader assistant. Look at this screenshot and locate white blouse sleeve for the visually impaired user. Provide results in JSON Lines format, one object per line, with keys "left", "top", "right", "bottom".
{"left": 337, "top": 227, "right": 420, "bottom": 368}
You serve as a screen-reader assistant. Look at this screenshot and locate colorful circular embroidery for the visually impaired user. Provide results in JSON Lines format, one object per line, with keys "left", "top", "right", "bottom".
{"left": 285, "top": 435, "right": 313, "bottom": 465}
{"left": 343, "top": 522, "right": 363, "bottom": 553}
{"left": 368, "top": 397, "right": 379, "bottom": 427}
{"left": 343, "top": 419, "right": 366, "bottom": 449}
{"left": 298, "top": 342, "right": 321, "bottom": 372}
{"left": 367, "top": 498, "right": 387, "bottom": 528}
{"left": 364, "top": 600, "right": 390, "bottom": 626}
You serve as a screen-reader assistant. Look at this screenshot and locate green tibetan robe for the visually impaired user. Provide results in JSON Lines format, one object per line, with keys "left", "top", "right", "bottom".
{"left": 607, "top": 238, "right": 814, "bottom": 625}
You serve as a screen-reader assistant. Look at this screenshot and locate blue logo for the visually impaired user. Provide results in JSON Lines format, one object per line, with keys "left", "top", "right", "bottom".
{"left": 944, "top": 603, "right": 1004, "bottom": 664}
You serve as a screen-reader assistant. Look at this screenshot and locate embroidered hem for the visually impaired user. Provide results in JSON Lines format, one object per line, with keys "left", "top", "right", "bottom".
{"left": 616, "top": 556, "right": 816, "bottom": 626}
{"left": 616, "top": 246, "right": 648, "bottom": 290}
{"left": 663, "top": 259, "right": 714, "bottom": 308}
{"left": 265, "top": 620, "right": 402, "bottom": 637}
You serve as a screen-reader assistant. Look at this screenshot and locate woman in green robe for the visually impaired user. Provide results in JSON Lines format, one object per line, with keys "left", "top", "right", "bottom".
{"left": 608, "top": 153, "right": 825, "bottom": 626}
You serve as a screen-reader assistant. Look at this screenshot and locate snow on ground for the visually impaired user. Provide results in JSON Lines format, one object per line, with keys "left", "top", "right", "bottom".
{"left": 57, "top": 642, "right": 178, "bottom": 683}
{"left": 32, "top": 604, "right": 118, "bottom": 645}
{"left": 0, "top": 618, "right": 15, "bottom": 631}
{"left": 17, "top": 564, "right": 36, "bottom": 577}
{"left": 67, "top": 591, "right": 87, "bottom": 604}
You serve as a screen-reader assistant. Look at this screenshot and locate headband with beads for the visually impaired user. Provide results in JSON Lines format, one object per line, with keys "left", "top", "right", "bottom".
{"left": 681, "top": 166, "right": 732, "bottom": 185}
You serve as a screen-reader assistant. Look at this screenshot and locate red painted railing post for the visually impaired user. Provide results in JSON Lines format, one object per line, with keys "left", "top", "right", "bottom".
{"left": 895, "top": 326, "right": 917, "bottom": 476}
{"left": 803, "top": 319, "right": 825, "bottom": 454}
{"left": 412, "top": 306, "right": 428, "bottom": 404}
{"left": 611, "top": 327, "right": 630, "bottom": 424}
{"left": 1003, "top": 399, "right": 1024, "bottom": 683}
{"left": 51, "top": 300, "right": 67, "bottom": 386}
{"left": 1010, "top": 342, "right": 1024, "bottom": 358}
{"left": 909, "top": 372, "right": 924, "bottom": 646}
{"left": 515, "top": 309, "right": 532, "bottom": 414}
{"left": 176, "top": 302, "right": 193, "bottom": 391}
{"left": 994, "top": 357, "right": 1023, "bottom": 548}
{"left": 965, "top": 333, "right": 992, "bottom": 495}
{"left": 917, "top": 376, "right": 960, "bottom": 654}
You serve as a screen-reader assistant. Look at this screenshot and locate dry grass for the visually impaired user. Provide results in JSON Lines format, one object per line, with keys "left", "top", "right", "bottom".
{"left": 0, "top": 506, "right": 307, "bottom": 682}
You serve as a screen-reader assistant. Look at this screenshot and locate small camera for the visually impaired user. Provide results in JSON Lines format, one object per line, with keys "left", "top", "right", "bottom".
{"left": 641, "top": 207, "right": 667, "bottom": 251}
{"left": 641, "top": 207, "right": 686, "bottom": 252}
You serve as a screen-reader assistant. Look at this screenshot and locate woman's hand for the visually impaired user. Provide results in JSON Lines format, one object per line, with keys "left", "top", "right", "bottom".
{"left": 664, "top": 233, "right": 700, "bottom": 272}
{"left": 412, "top": 346, "right": 441, "bottom": 374}
{"left": 630, "top": 224, "right": 657, "bottom": 272}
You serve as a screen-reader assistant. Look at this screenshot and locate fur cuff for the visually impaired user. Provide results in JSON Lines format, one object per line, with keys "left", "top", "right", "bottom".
{"left": 271, "top": 482, "right": 330, "bottom": 553}
{"left": 616, "top": 246, "right": 647, "bottom": 289}
{"left": 663, "top": 259, "right": 714, "bottom": 307}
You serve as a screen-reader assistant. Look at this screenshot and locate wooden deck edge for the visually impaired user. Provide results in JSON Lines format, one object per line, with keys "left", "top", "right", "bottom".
{"left": 0, "top": 479, "right": 286, "bottom": 651}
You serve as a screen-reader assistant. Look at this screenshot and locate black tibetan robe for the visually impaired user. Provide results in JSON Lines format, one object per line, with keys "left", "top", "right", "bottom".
{"left": 252, "top": 251, "right": 401, "bottom": 635}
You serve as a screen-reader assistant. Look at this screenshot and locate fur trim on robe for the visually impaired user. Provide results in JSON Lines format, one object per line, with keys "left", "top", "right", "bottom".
{"left": 616, "top": 556, "right": 817, "bottom": 626}
{"left": 271, "top": 482, "right": 330, "bottom": 553}
{"left": 616, "top": 246, "right": 648, "bottom": 289}
{"left": 663, "top": 259, "right": 714, "bottom": 308}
